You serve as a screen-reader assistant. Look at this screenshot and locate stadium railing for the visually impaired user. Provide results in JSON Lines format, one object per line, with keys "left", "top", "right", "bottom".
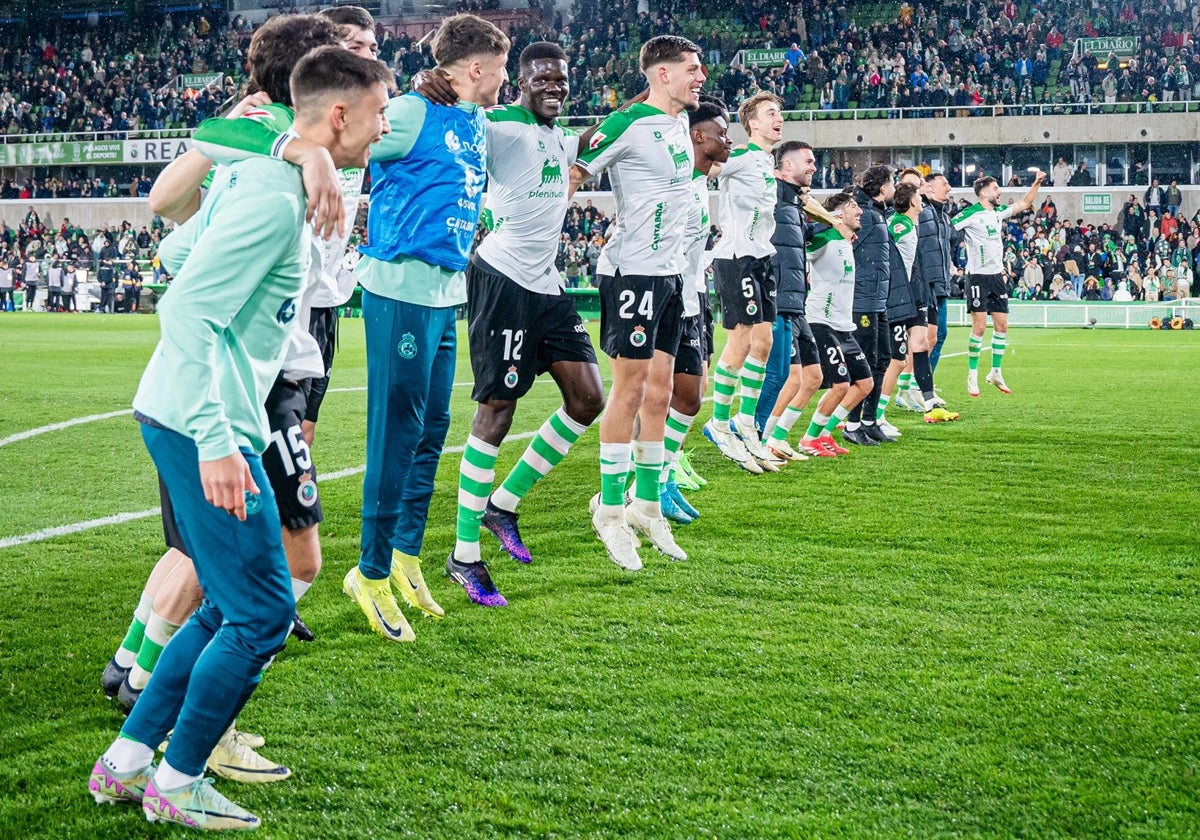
{"left": 947, "top": 299, "right": 1200, "bottom": 329}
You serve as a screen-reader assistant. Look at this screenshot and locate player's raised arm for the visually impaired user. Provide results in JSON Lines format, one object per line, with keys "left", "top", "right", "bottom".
{"left": 1010, "top": 169, "right": 1046, "bottom": 215}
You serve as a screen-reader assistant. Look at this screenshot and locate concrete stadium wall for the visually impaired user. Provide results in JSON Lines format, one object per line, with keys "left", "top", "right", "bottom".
{"left": 0, "top": 198, "right": 156, "bottom": 233}
{"left": 5, "top": 186, "right": 1197, "bottom": 238}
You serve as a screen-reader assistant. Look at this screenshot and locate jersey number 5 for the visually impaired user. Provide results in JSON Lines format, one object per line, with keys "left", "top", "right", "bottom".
{"left": 617, "top": 289, "right": 654, "bottom": 320}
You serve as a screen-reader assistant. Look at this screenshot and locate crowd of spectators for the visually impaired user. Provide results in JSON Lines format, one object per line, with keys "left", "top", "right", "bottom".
{"left": 0, "top": 9, "right": 243, "bottom": 137}
{"left": 707, "top": 0, "right": 1200, "bottom": 117}
{"left": 995, "top": 189, "right": 1198, "bottom": 301}
{"left": 3, "top": 0, "right": 1200, "bottom": 145}
{"left": 0, "top": 208, "right": 168, "bottom": 311}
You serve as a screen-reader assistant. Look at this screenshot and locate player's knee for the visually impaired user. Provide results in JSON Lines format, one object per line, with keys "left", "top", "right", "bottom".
{"left": 565, "top": 386, "right": 604, "bottom": 426}
{"left": 283, "top": 524, "right": 322, "bottom": 581}
{"left": 474, "top": 401, "right": 516, "bottom": 442}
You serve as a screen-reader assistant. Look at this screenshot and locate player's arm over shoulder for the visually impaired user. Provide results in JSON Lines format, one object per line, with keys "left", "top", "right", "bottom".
{"left": 371, "top": 95, "right": 427, "bottom": 162}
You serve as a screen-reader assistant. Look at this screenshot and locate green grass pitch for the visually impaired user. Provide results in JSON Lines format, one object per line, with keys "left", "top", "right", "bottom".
{"left": 0, "top": 314, "right": 1198, "bottom": 838}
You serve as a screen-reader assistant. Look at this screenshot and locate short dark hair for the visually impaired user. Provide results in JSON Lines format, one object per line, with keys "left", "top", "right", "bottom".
{"left": 738, "top": 91, "right": 781, "bottom": 128}
{"left": 894, "top": 181, "right": 920, "bottom": 213}
{"left": 688, "top": 99, "right": 728, "bottom": 128}
{"left": 825, "top": 186, "right": 856, "bottom": 213}
{"left": 318, "top": 5, "right": 374, "bottom": 33}
{"left": 519, "top": 41, "right": 568, "bottom": 73}
{"left": 925, "top": 171, "right": 946, "bottom": 183}
{"left": 773, "top": 139, "right": 812, "bottom": 169}
{"left": 861, "top": 164, "right": 893, "bottom": 199}
{"left": 247, "top": 15, "right": 341, "bottom": 107}
{"left": 974, "top": 175, "right": 998, "bottom": 195}
{"left": 639, "top": 35, "right": 701, "bottom": 71}
{"left": 290, "top": 46, "right": 394, "bottom": 115}
{"left": 432, "top": 14, "right": 510, "bottom": 67}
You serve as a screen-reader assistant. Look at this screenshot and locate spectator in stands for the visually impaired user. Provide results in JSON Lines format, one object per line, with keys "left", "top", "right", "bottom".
{"left": 1068, "top": 161, "right": 1094, "bottom": 186}
{"left": 1052, "top": 157, "right": 1074, "bottom": 188}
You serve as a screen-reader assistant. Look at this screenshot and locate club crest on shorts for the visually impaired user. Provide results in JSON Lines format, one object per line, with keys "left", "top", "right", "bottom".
{"left": 746, "top": 300, "right": 758, "bottom": 316}
{"left": 398, "top": 332, "right": 417, "bottom": 359}
{"left": 504, "top": 365, "right": 519, "bottom": 388}
{"left": 838, "top": 364, "right": 848, "bottom": 377}
{"left": 244, "top": 491, "right": 262, "bottom": 516}
{"left": 296, "top": 474, "right": 318, "bottom": 507}
{"left": 630, "top": 325, "right": 647, "bottom": 347}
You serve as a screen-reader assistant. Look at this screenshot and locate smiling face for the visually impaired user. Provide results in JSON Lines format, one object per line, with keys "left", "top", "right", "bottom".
{"left": 748, "top": 100, "right": 783, "bottom": 145}
{"left": 693, "top": 115, "right": 732, "bottom": 165}
{"left": 519, "top": 58, "right": 569, "bottom": 123}
{"left": 337, "top": 81, "right": 390, "bottom": 169}
{"left": 659, "top": 51, "right": 705, "bottom": 113}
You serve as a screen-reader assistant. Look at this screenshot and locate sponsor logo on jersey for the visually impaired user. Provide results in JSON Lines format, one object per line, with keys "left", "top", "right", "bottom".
{"left": 244, "top": 491, "right": 262, "bottom": 516}
{"left": 464, "top": 168, "right": 486, "bottom": 199}
{"left": 540, "top": 158, "right": 563, "bottom": 185}
{"left": 668, "top": 143, "right": 690, "bottom": 170}
{"left": 504, "top": 365, "right": 519, "bottom": 388}
{"left": 398, "top": 332, "right": 418, "bottom": 359}
{"left": 574, "top": 323, "right": 588, "bottom": 334}
{"left": 630, "top": 325, "right": 647, "bottom": 347}
{"left": 650, "top": 201, "right": 666, "bottom": 251}
{"left": 445, "top": 129, "right": 485, "bottom": 157}
{"left": 297, "top": 474, "right": 318, "bottom": 507}
{"left": 276, "top": 299, "right": 296, "bottom": 325}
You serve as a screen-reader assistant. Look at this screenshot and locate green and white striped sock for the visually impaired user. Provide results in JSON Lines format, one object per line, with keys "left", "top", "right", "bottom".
{"left": 115, "top": 592, "right": 153, "bottom": 669}
{"left": 991, "top": 331, "right": 1007, "bottom": 371}
{"left": 659, "top": 408, "right": 695, "bottom": 486}
{"left": 770, "top": 405, "right": 803, "bottom": 442}
{"left": 599, "top": 442, "right": 632, "bottom": 511}
{"left": 711, "top": 362, "right": 739, "bottom": 422}
{"left": 736, "top": 355, "right": 767, "bottom": 421}
{"left": 968, "top": 334, "right": 983, "bottom": 371}
{"left": 492, "top": 407, "right": 587, "bottom": 513}
{"left": 128, "top": 612, "right": 180, "bottom": 690}
{"left": 455, "top": 435, "right": 498, "bottom": 563}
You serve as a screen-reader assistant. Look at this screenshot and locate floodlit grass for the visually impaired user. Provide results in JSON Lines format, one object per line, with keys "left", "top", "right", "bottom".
{"left": 1, "top": 313, "right": 1198, "bottom": 838}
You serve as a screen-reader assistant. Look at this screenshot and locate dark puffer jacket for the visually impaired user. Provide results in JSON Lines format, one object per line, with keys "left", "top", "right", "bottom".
{"left": 885, "top": 219, "right": 932, "bottom": 324}
{"left": 770, "top": 179, "right": 812, "bottom": 315}
{"left": 851, "top": 185, "right": 890, "bottom": 313}
{"left": 914, "top": 198, "right": 952, "bottom": 299}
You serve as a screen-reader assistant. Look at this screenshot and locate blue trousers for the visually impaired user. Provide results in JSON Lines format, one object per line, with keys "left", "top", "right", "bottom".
{"left": 122, "top": 423, "right": 293, "bottom": 776}
{"left": 929, "top": 298, "right": 949, "bottom": 372}
{"left": 756, "top": 314, "right": 792, "bottom": 431}
{"left": 359, "top": 289, "right": 457, "bottom": 578}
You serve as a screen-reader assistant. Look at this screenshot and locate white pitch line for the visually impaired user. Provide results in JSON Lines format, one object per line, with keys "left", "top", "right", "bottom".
{"left": 0, "top": 432, "right": 541, "bottom": 550}
{"left": 0, "top": 508, "right": 162, "bottom": 550}
{"left": 0, "top": 408, "right": 134, "bottom": 448}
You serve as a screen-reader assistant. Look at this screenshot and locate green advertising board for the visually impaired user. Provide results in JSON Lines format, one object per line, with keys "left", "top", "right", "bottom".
{"left": 737, "top": 48, "right": 789, "bottom": 67}
{"left": 180, "top": 72, "right": 224, "bottom": 89}
{"left": 1082, "top": 193, "right": 1112, "bottom": 214}
{"left": 0, "top": 140, "right": 123, "bottom": 167}
{"left": 1075, "top": 36, "right": 1138, "bottom": 57}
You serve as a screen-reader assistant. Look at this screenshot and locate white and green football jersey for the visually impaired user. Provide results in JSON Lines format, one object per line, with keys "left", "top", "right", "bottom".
{"left": 476, "top": 104, "right": 578, "bottom": 294}
{"left": 952, "top": 201, "right": 1014, "bottom": 274}
{"left": 805, "top": 227, "right": 856, "bottom": 331}
{"left": 576, "top": 103, "right": 694, "bottom": 277}
{"left": 711, "top": 143, "right": 776, "bottom": 260}
{"left": 680, "top": 169, "right": 712, "bottom": 317}
{"left": 888, "top": 213, "right": 917, "bottom": 280}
